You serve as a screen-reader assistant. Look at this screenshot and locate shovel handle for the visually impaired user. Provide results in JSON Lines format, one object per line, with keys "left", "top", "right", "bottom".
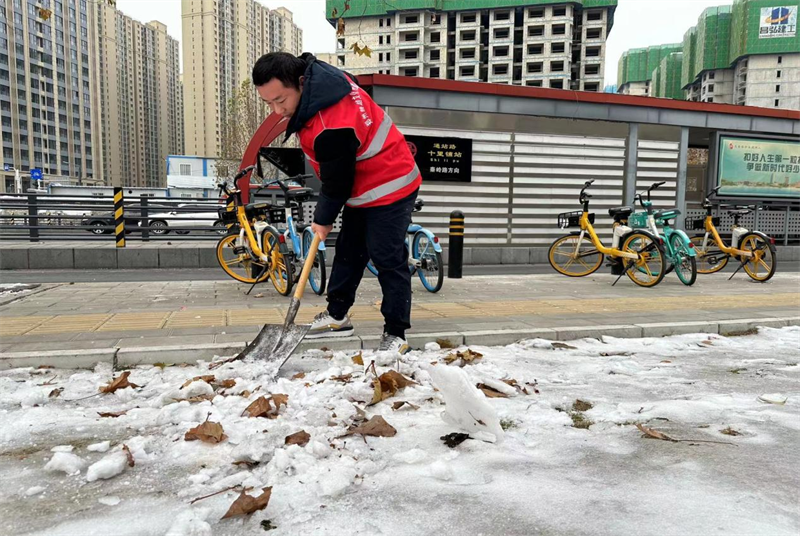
{"left": 294, "top": 234, "right": 321, "bottom": 300}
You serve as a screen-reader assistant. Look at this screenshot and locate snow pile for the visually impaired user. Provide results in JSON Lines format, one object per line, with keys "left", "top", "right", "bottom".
{"left": 427, "top": 364, "right": 504, "bottom": 442}
{"left": 44, "top": 452, "right": 86, "bottom": 475}
{"left": 86, "top": 450, "right": 129, "bottom": 482}
{"left": 0, "top": 326, "right": 798, "bottom": 535}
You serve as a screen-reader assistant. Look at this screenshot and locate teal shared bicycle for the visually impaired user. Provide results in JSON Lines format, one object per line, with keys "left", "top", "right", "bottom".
{"left": 628, "top": 182, "right": 697, "bottom": 286}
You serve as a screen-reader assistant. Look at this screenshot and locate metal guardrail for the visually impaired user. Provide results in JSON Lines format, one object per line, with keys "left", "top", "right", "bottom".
{"left": 0, "top": 191, "right": 242, "bottom": 243}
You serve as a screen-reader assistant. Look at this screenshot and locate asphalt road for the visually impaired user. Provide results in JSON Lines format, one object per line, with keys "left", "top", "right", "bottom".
{"left": 1, "top": 261, "right": 798, "bottom": 284}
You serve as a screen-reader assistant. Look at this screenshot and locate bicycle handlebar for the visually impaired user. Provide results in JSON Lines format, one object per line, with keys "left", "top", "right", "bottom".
{"left": 579, "top": 179, "right": 595, "bottom": 203}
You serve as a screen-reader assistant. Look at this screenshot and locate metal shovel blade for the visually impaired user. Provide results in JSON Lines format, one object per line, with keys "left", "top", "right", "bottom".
{"left": 236, "top": 321, "right": 310, "bottom": 377}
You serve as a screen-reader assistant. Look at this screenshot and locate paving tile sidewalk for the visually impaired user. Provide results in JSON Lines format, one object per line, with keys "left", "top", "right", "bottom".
{"left": 1, "top": 272, "right": 798, "bottom": 367}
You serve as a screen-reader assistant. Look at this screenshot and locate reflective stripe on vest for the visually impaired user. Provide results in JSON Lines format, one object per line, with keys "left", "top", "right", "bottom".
{"left": 355, "top": 113, "right": 393, "bottom": 162}
{"left": 347, "top": 164, "right": 420, "bottom": 207}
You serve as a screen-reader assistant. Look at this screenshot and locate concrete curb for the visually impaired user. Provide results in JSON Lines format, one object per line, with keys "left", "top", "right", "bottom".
{"left": 4, "top": 245, "right": 797, "bottom": 270}
{"left": 2, "top": 317, "right": 798, "bottom": 370}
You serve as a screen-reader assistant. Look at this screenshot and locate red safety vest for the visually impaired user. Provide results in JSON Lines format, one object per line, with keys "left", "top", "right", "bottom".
{"left": 297, "top": 79, "right": 421, "bottom": 208}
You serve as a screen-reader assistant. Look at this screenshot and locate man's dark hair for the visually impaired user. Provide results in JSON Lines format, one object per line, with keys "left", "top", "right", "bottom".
{"left": 252, "top": 52, "right": 306, "bottom": 89}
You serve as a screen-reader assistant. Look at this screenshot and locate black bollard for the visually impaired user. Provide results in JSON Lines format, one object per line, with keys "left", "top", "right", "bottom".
{"left": 448, "top": 210, "right": 464, "bottom": 279}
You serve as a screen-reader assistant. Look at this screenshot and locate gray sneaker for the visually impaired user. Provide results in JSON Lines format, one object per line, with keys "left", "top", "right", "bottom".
{"left": 306, "top": 311, "right": 354, "bottom": 339}
{"left": 378, "top": 333, "right": 410, "bottom": 355}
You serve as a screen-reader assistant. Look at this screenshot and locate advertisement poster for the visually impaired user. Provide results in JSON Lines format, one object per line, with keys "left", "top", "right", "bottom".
{"left": 717, "top": 136, "right": 800, "bottom": 198}
{"left": 759, "top": 6, "right": 797, "bottom": 38}
{"left": 404, "top": 135, "right": 473, "bottom": 183}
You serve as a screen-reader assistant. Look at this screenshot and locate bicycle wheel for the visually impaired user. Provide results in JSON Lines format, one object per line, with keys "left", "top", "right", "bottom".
{"left": 547, "top": 234, "right": 603, "bottom": 277}
{"left": 622, "top": 232, "right": 666, "bottom": 287}
{"left": 302, "top": 229, "right": 327, "bottom": 295}
{"left": 261, "top": 227, "right": 294, "bottom": 296}
{"left": 690, "top": 235, "right": 728, "bottom": 274}
{"left": 216, "top": 234, "right": 269, "bottom": 284}
{"left": 670, "top": 233, "right": 697, "bottom": 286}
{"left": 412, "top": 231, "right": 444, "bottom": 293}
{"left": 739, "top": 232, "right": 776, "bottom": 282}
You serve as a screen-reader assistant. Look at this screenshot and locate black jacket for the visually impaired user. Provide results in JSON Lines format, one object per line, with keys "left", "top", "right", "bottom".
{"left": 285, "top": 54, "right": 361, "bottom": 226}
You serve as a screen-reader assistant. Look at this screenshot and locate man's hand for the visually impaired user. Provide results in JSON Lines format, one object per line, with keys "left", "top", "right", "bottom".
{"left": 311, "top": 223, "right": 333, "bottom": 241}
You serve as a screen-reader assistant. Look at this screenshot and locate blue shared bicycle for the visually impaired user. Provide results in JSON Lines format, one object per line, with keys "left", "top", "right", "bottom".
{"left": 262, "top": 175, "right": 327, "bottom": 296}
{"left": 366, "top": 199, "right": 444, "bottom": 293}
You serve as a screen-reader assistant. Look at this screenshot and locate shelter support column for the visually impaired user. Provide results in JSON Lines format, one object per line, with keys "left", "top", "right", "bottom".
{"left": 675, "top": 127, "right": 689, "bottom": 230}
{"left": 623, "top": 123, "right": 639, "bottom": 206}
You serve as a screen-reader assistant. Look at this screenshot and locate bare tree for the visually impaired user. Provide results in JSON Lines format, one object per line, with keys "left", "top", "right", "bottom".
{"left": 216, "top": 80, "right": 268, "bottom": 182}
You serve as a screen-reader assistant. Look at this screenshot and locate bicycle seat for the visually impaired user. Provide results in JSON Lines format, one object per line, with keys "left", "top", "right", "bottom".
{"left": 727, "top": 208, "right": 752, "bottom": 216}
{"left": 608, "top": 206, "right": 632, "bottom": 222}
{"left": 285, "top": 187, "right": 314, "bottom": 199}
{"left": 245, "top": 202, "right": 272, "bottom": 211}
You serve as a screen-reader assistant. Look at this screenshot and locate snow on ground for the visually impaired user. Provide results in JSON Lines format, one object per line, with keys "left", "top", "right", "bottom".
{"left": 0, "top": 327, "right": 798, "bottom": 536}
{"left": 0, "top": 283, "right": 39, "bottom": 297}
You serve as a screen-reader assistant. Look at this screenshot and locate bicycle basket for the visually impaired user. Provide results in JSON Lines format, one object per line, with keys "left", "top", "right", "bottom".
{"left": 217, "top": 207, "right": 238, "bottom": 225}
{"left": 628, "top": 211, "right": 648, "bottom": 228}
{"left": 557, "top": 211, "right": 593, "bottom": 229}
{"left": 267, "top": 207, "right": 287, "bottom": 224}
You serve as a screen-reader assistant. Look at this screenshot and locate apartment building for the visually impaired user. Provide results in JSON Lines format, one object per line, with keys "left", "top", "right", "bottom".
{"left": 618, "top": 1, "right": 798, "bottom": 110}
{"left": 94, "top": 7, "right": 183, "bottom": 188}
{"left": 182, "top": 0, "right": 302, "bottom": 159}
{"left": 0, "top": 0, "right": 100, "bottom": 192}
{"left": 327, "top": 0, "right": 617, "bottom": 91}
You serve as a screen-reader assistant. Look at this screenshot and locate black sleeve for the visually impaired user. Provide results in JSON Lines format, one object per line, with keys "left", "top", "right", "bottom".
{"left": 312, "top": 128, "right": 360, "bottom": 226}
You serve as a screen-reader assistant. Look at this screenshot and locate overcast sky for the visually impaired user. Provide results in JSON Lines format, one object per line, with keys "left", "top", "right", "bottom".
{"left": 117, "top": 0, "right": 734, "bottom": 87}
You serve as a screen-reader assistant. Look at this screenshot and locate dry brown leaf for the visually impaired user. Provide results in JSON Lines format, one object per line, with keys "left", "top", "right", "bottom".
{"left": 330, "top": 373, "right": 353, "bottom": 383}
{"left": 368, "top": 370, "right": 416, "bottom": 406}
{"left": 122, "top": 444, "right": 135, "bottom": 467}
{"left": 331, "top": 6, "right": 338, "bottom": 17}
{"left": 501, "top": 379, "right": 531, "bottom": 395}
{"left": 240, "top": 390, "right": 251, "bottom": 398}
{"left": 392, "top": 400, "right": 419, "bottom": 411}
{"left": 285, "top": 430, "right": 311, "bottom": 447}
{"left": 48, "top": 388, "right": 63, "bottom": 398}
{"left": 253, "top": 293, "right": 264, "bottom": 298}
{"left": 232, "top": 461, "right": 260, "bottom": 468}
{"left": 185, "top": 420, "right": 228, "bottom": 444}
{"left": 242, "top": 395, "right": 289, "bottom": 419}
{"left": 292, "top": 372, "right": 306, "bottom": 380}
{"left": 336, "top": 17, "right": 345, "bottom": 36}
{"left": 215, "top": 379, "right": 236, "bottom": 389}
{"left": 699, "top": 340, "right": 714, "bottom": 346}
{"left": 720, "top": 427, "right": 742, "bottom": 436}
{"left": 98, "top": 410, "right": 128, "bottom": 418}
{"left": 345, "top": 415, "right": 397, "bottom": 437}
{"left": 181, "top": 375, "right": 215, "bottom": 389}
{"left": 183, "top": 394, "right": 216, "bottom": 404}
{"left": 660, "top": 360, "right": 672, "bottom": 363}
{"left": 351, "top": 352, "right": 364, "bottom": 366}
{"left": 221, "top": 487, "right": 272, "bottom": 519}
{"left": 476, "top": 383, "right": 509, "bottom": 399}
{"left": 444, "top": 349, "right": 483, "bottom": 367}
{"left": 551, "top": 342, "right": 577, "bottom": 350}
{"left": 99, "top": 371, "right": 139, "bottom": 394}
{"left": 636, "top": 423, "right": 676, "bottom": 442}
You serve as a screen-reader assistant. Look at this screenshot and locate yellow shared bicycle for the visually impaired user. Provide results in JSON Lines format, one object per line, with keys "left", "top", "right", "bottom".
{"left": 215, "top": 166, "right": 294, "bottom": 295}
{"left": 548, "top": 179, "right": 667, "bottom": 287}
{"left": 689, "top": 186, "right": 777, "bottom": 282}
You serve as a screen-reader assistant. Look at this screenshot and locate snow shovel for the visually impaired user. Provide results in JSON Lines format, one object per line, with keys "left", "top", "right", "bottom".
{"left": 235, "top": 234, "right": 322, "bottom": 377}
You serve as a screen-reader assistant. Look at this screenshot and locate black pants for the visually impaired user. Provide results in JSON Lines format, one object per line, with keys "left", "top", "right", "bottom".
{"left": 327, "top": 189, "right": 418, "bottom": 338}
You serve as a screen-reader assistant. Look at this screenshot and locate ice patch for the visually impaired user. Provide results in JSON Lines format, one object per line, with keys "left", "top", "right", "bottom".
{"left": 98, "top": 496, "right": 121, "bottom": 506}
